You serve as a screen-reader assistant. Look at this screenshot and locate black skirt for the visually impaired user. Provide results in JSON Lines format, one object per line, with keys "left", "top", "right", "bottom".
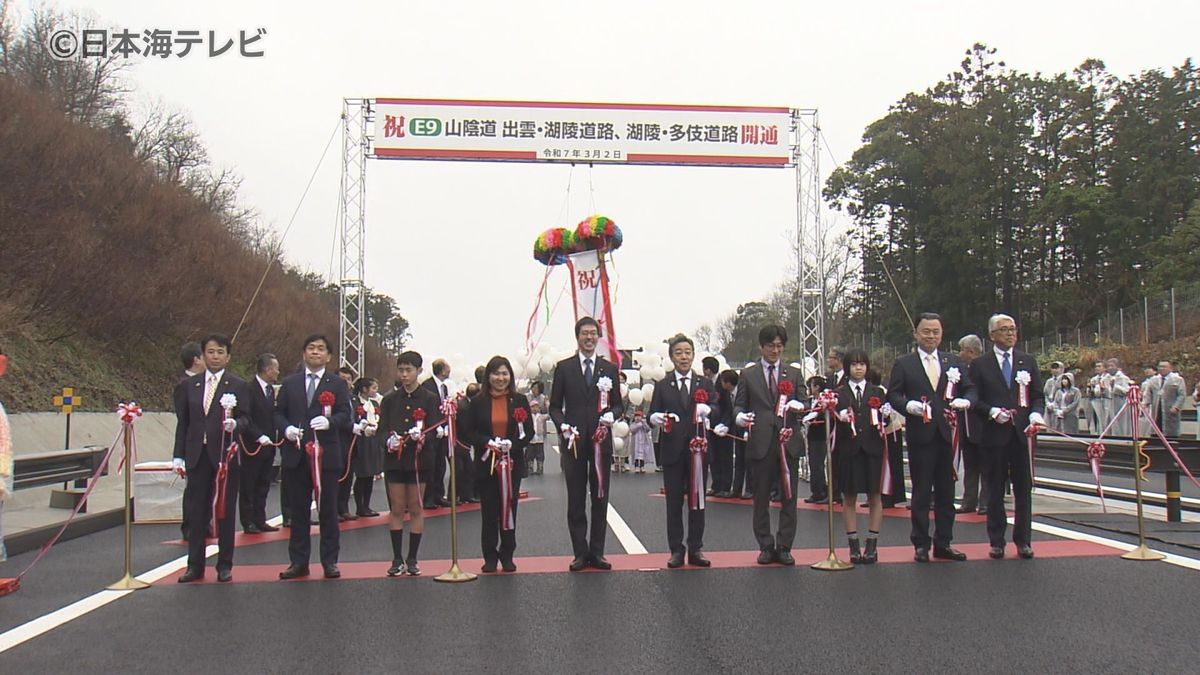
{"left": 837, "top": 450, "right": 882, "bottom": 496}
{"left": 352, "top": 435, "right": 384, "bottom": 477}
{"left": 385, "top": 469, "right": 423, "bottom": 485}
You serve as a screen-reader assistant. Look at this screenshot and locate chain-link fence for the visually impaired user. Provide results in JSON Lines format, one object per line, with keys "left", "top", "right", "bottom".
{"left": 1018, "top": 282, "right": 1200, "bottom": 354}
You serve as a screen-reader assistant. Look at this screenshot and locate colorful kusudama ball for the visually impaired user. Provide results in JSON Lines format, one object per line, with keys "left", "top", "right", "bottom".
{"left": 532, "top": 215, "right": 623, "bottom": 266}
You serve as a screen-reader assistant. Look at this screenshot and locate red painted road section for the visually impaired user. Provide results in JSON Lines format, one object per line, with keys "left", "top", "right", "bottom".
{"left": 162, "top": 539, "right": 1120, "bottom": 585}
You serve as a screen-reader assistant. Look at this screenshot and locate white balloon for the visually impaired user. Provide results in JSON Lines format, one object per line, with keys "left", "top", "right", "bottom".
{"left": 651, "top": 366, "right": 667, "bottom": 381}
{"left": 641, "top": 383, "right": 655, "bottom": 400}
{"left": 539, "top": 355, "right": 557, "bottom": 373}
{"left": 612, "top": 436, "right": 625, "bottom": 453}
{"left": 536, "top": 343, "right": 552, "bottom": 355}
{"left": 511, "top": 361, "right": 525, "bottom": 379}
{"left": 613, "top": 420, "right": 630, "bottom": 438}
{"left": 525, "top": 360, "right": 541, "bottom": 379}
{"left": 717, "top": 355, "right": 729, "bottom": 371}
{"left": 639, "top": 365, "right": 653, "bottom": 381}
{"left": 628, "top": 389, "right": 644, "bottom": 406}
{"left": 654, "top": 343, "right": 670, "bottom": 359}
{"left": 631, "top": 351, "right": 643, "bottom": 367}
{"left": 645, "top": 354, "right": 662, "bottom": 369}
{"left": 619, "top": 383, "right": 629, "bottom": 399}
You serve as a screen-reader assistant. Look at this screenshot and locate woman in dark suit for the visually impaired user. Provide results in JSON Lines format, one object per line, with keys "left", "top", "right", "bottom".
{"left": 464, "top": 355, "right": 535, "bottom": 573}
{"left": 834, "top": 348, "right": 887, "bottom": 564}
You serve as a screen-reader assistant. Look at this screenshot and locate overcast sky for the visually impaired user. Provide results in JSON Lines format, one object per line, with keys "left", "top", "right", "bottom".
{"left": 36, "top": 1, "right": 1200, "bottom": 377}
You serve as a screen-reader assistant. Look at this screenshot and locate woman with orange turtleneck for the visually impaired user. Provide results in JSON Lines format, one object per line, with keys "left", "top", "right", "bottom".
{"left": 464, "top": 356, "right": 535, "bottom": 573}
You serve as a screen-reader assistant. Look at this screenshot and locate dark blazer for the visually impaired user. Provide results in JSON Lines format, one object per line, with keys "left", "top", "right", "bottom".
{"left": 242, "top": 377, "right": 277, "bottom": 447}
{"left": 834, "top": 381, "right": 886, "bottom": 457}
{"left": 172, "top": 371, "right": 251, "bottom": 469}
{"left": 732, "top": 361, "right": 805, "bottom": 461}
{"left": 649, "top": 372, "right": 720, "bottom": 466}
{"left": 463, "top": 391, "right": 536, "bottom": 481}
{"left": 272, "top": 369, "right": 353, "bottom": 472}
{"left": 548, "top": 353, "right": 623, "bottom": 451}
{"left": 961, "top": 360, "right": 985, "bottom": 445}
{"left": 713, "top": 384, "right": 735, "bottom": 429}
{"left": 885, "top": 350, "right": 978, "bottom": 446}
{"left": 968, "top": 348, "right": 1045, "bottom": 448}
{"left": 377, "top": 385, "right": 442, "bottom": 473}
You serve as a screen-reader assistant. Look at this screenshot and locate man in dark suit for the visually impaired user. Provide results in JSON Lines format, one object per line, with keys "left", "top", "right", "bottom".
{"left": 172, "top": 333, "right": 251, "bottom": 583}
{"left": 549, "top": 317, "right": 623, "bottom": 571}
{"left": 969, "top": 313, "right": 1046, "bottom": 560}
{"left": 420, "top": 359, "right": 454, "bottom": 509}
{"left": 240, "top": 353, "right": 280, "bottom": 534}
{"left": 176, "top": 340, "right": 204, "bottom": 539}
{"left": 273, "top": 334, "right": 353, "bottom": 580}
{"left": 732, "top": 325, "right": 806, "bottom": 565}
{"left": 649, "top": 334, "right": 719, "bottom": 568}
{"left": 710, "top": 369, "right": 738, "bottom": 498}
{"left": 885, "top": 312, "right": 977, "bottom": 563}
{"left": 956, "top": 334, "right": 989, "bottom": 515}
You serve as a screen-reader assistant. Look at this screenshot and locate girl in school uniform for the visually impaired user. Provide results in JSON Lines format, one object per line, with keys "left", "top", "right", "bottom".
{"left": 833, "top": 349, "right": 888, "bottom": 564}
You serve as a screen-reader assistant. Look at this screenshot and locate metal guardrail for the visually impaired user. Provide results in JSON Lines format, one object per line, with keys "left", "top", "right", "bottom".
{"left": 12, "top": 446, "right": 109, "bottom": 490}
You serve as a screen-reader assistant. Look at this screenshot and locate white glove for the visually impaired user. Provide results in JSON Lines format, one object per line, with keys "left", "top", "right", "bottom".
{"left": 802, "top": 411, "right": 820, "bottom": 425}
{"left": 436, "top": 425, "right": 448, "bottom": 439}
{"left": 694, "top": 403, "right": 712, "bottom": 419}
{"left": 285, "top": 426, "right": 302, "bottom": 443}
{"left": 786, "top": 400, "right": 806, "bottom": 412}
{"left": 256, "top": 435, "right": 270, "bottom": 446}
{"left": 1056, "top": 410, "right": 1065, "bottom": 419}
{"left": 905, "top": 401, "right": 928, "bottom": 417}
{"left": 880, "top": 403, "right": 895, "bottom": 417}
{"left": 836, "top": 409, "right": 852, "bottom": 423}
{"left": 386, "top": 432, "right": 401, "bottom": 451}
{"left": 949, "top": 398, "right": 971, "bottom": 411}
{"left": 650, "top": 412, "right": 667, "bottom": 427}
{"left": 407, "top": 426, "right": 423, "bottom": 440}
{"left": 735, "top": 412, "right": 755, "bottom": 428}
{"left": 309, "top": 415, "right": 330, "bottom": 431}
{"left": 560, "top": 424, "right": 576, "bottom": 442}
{"left": 352, "top": 421, "right": 365, "bottom": 436}
{"left": 364, "top": 424, "right": 377, "bottom": 437}
{"left": 713, "top": 423, "right": 729, "bottom": 436}
{"left": 172, "top": 457, "right": 186, "bottom": 477}
{"left": 222, "top": 418, "right": 237, "bottom": 433}
{"left": 990, "top": 407, "right": 1012, "bottom": 424}
{"left": 599, "top": 411, "right": 615, "bottom": 426}
{"left": 1028, "top": 412, "right": 1046, "bottom": 428}
{"left": 499, "top": 439, "right": 513, "bottom": 452}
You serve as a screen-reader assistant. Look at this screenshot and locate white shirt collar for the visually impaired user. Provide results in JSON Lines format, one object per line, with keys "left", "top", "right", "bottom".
{"left": 676, "top": 370, "right": 691, "bottom": 383}
{"left": 206, "top": 369, "right": 225, "bottom": 382}
{"left": 578, "top": 352, "right": 596, "bottom": 368}
{"left": 761, "top": 358, "right": 779, "bottom": 371}
{"left": 993, "top": 345, "right": 1011, "bottom": 359}
{"left": 256, "top": 375, "right": 271, "bottom": 390}
{"left": 918, "top": 348, "right": 938, "bottom": 360}
{"left": 306, "top": 368, "right": 325, "bottom": 379}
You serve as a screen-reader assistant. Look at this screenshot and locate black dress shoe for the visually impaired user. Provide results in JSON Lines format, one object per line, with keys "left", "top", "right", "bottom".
{"left": 705, "top": 488, "right": 716, "bottom": 496}
{"left": 977, "top": 507, "right": 988, "bottom": 515}
{"left": 358, "top": 510, "right": 381, "bottom": 518}
{"left": 500, "top": 558, "right": 517, "bottom": 573}
{"left": 323, "top": 564, "right": 341, "bottom": 579}
{"left": 343, "top": 512, "right": 359, "bottom": 521}
{"left": 405, "top": 561, "right": 421, "bottom": 576}
{"left": 805, "top": 496, "right": 829, "bottom": 505}
{"left": 569, "top": 556, "right": 589, "bottom": 572}
{"left": 423, "top": 501, "right": 439, "bottom": 510}
{"left": 337, "top": 513, "right": 350, "bottom": 522}
{"left": 740, "top": 492, "right": 753, "bottom": 500}
{"left": 989, "top": 546, "right": 1005, "bottom": 559}
{"left": 481, "top": 560, "right": 498, "bottom": 573}
{"left": 757, "top": 547, "right": 776, "bottom": 564}
{"left": 914, "top": 548, "right": 931, "bottom": 563}
{"left": 178, "top": 568, "right": 204, "bottom": 583}
{"left": 279, "top": 564, "right": 310, "bottom": 580}
{"left": 437, "top": 498, "right": 453, "bottom": 507}
{"left": 281, "top": 519, "right": 292, "bottom": 528}
{"left": 956, "top": 505, "right": 976, "bottom": 514}
{"left": 688, "top": 551, "right": 711, "bottom": 567}
{"left": 243, "top": 523, "right": 261, "bottom": 534}
{"left": 667, "top": 551, "right": 685, "bottom": 569}
{"left": 933, "top": 546, "right": 967, "bottom": 561}
{"left": 715, "top": 491, "right": 732, "bottom": 498}
{"left": 387, "top": 561, "right": 406, "bottom": 576}
{"left": 258, "top": 522, "right": 280, "bottom": 532}
{"left": 776, "top": 549, "right": 795, "bottom": 566}
{"left": 1017, "top": 545, "right": 1034, "bottom": 559}
{"left": 468, "top": 497, "right": 481, "bottom": 504}
{"left": 590, "top": 556, "right": 612, "bottom": 570}
{"left": 217, "top": 568, "right": 233, "bottom": 583}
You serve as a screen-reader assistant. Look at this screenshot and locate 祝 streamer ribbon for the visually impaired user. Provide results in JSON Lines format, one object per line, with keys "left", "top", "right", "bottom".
{"left": 689, "top": 430, "right": 708, "bottom": 511}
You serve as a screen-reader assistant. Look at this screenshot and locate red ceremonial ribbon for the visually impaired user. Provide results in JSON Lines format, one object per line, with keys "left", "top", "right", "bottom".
{"left": 1129, "top": 385, "right": 1200, "bottom": 489}
{"left": 945, "top": 408, "right": 961, "bottom": 481}
{"left": 920, "top": 395, "right": 932, "bottom": 424}
{"left": 212, "top": 404, "right": 240, "bottom": 527}
{"left": 592, "top": 425, "right": 609, "bottom": 499}
{"left": 513, "top": 407, "right": 528, "bottom": 440}
{"left": 488, "top": 440, "right": 516, "bottom": 530}
{"left": 1086, "top": 442, "right": 1107, "bottom": 511}
{"left": 777, "top": 379, "right": 795, "bottom": 418}
{"left": 777, "top": 427, "right": 794, "bottom": 500}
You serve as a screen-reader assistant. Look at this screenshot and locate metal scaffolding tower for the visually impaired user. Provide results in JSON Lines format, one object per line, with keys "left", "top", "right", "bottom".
{"left": 339, "top": 98, "right": 370, "bottom": 377}
{"left": 792, "top": 109, "right": 824, "bottom": 375}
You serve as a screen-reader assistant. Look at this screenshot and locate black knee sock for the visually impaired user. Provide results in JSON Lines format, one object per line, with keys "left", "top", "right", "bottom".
{"left": 389, "top": 529, "right": 404, "bottom": 563}
{"left": 407, "top": 532, "right": 422, "bottom": 562}
{"left": 867, "top": 530, "right": 879, "bottom": 540}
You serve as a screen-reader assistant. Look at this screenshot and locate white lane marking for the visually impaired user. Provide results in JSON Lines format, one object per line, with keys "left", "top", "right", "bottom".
{"left": 1036, "top": 475, "right": 1200, "bottom": 509}
{"left": 1028, "top": 520, "right": 1200, "bottom": 572}
{"left": 548, "top": 442, "right": 649, "bottom": 555}
{"left": 0, "top": 512, "right": 288, "bottom": 653}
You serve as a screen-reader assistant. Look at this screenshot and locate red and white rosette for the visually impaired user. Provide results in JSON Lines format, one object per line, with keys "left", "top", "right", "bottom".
{"left": 488, "top": 439, "right": 516, "bottom": 530}
{"left": 115, "top": 402, "right": 143, "bottom": 474}
{"left": 213, "top": 393, "right": 239, "bottom": 525}
{"left": 440, "top": 397, "right": 458, "bottom": 458}
{"left": 596, "top": 375, "right": 613, "bottom": 413}
{"left": 693, "top": 388, "right": 709, "bottom": 425}
{"left": 1015, "top": 370, "right": 1031, "bottom": 408}
{"left": 592, "top": 425, "right": 609, "bottom": 499}
{"left": 688, "top": 435, "right": 708, "bottom": 510}
{"left": 868, "top": 396, "right": 882, "bottom": 428}
{"left": 776, "top": 379, "right": 795, "bottom": 418}
{"left": 513, "top": 407, "right": 528, "bottom": 440}
{"left": 944, "top": 366, "right": 961, "bottom": 400}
